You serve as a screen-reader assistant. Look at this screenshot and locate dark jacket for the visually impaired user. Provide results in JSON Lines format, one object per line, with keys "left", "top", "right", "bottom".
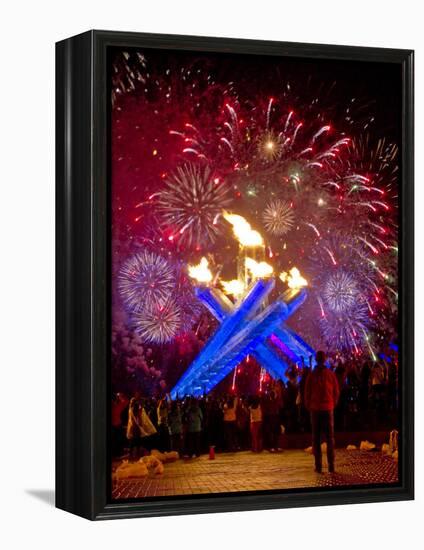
{"left": 168, "top": 407, "right": 183, "bottom": 435}
{"left": 186, "top": 405, "right": 203, "bottom": 433}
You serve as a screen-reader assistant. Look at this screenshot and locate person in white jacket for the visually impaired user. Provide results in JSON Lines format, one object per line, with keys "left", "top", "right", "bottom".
{"left": 126, "top": 398, "right": 157, "bottom": 459}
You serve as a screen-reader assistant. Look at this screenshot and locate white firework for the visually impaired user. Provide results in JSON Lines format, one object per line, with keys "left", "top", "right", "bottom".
{"left": 323, "top": 271, "right": 359, "bottom": 312}
{"left": 157, "top": 163, "right": 231, "bottom": 249}
{"left": 262, "top": 199, "right": 295, "bottom": 236}
{"left": 132, "top": 299, "right": 181, "bottom": 344}
{"left": 320, "top": 302, "right": 369, "bottom": 351}
{"left": 118, "top": 250, "right": 175, "bottom": 312}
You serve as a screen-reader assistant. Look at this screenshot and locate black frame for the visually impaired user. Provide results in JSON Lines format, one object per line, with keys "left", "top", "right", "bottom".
{"left": 56, "top": 30, "right": 414, "bottom": 520}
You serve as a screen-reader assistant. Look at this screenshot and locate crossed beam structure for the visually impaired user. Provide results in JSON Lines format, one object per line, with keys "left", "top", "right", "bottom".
{"left": 170, "top": 278, "right": 315, "bottom": 398}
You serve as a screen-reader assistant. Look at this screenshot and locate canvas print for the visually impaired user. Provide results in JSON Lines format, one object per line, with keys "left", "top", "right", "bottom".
{"left": 110, "top": 47, "right": 400, "bottom": 501}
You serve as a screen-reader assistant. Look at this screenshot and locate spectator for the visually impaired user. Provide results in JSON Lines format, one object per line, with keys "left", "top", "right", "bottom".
{"left": 223, "top": 396, "right": 238, "bottom": 451}
{"left": 185, "top": 398, "right": 203, "bottom": 458}
{"left": 334, "top": 361, "right": 347, "bottom": 430}
{"left": 304, "top": 351, "right": 340, "bottom": 473}
{"left": 298, "top": 364, "right": 311, "bottom": 432}
{"left": 126, "top": 398, "right": 142, "bottom": 459}
{"left": 157, "top": 397, "right": 170, "bottom": 451}
{"left": 205, "top": 398, "right": 224, "bottom": 451}
{"left": 168, "top": 400, "right": 183, "bottom": 453}
{"left": 249, "top": 396, "right": 263, "bottom": 452}
{"left": 334, "top": 361, "right": 346, "bottom": 389}
{"left": 126, "top": 398, "right": 157, "bottom": 459}
{"left": 359, "top": 362, "right": 371, "bottom": 411}
{"left": 285, "top": 376, "right": 299, "bottom": 432}
{"left": 111, "top": 392, "right": 128, "bottom": 457}
{"left": 236, "top": 398, "right": 250, "bottom": 450}
{"left": 262, "top": 391, "right": 281, "bottom": 451}
{"left": 371, "top": 362, "right": 386, "bottom": 423}
{"left": 387, "top": 361, "right": 398, "bottom": 411}
{"left": 371, "top": 362, "right": 386, "bottom": 394}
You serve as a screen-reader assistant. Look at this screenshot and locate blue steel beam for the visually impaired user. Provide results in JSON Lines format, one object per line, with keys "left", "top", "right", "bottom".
{"left": 171, "top": 279, "right": 274, "bottom": 396}
{"left": 286, "top": 326, "right": 316, "bottom": 358}
{"left": 272, "top": 326, "right": 316, "bottom": 365}
{"left": 170, "top": 278, "right": 315, "bottom": 398}
{"left": 202, "top": 302, "right": 287, "bottom": 376}
{"left": 192, "top": 287, "right": 287, "bottom": 381}
{"left": 174, "top": 292, "right": 308, "bottom": 396}
{"left": 189, "top": 302, "right": 287, "bottom": 395}
{"left": 173, "top": 286, "right": 295, "bottom": 396}
{"left": 195, "top": 285, "right": 310, "bottom": 373}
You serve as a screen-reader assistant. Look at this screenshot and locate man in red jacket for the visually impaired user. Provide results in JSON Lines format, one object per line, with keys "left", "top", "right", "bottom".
{"left": 304, "top": 351, "right": 340, "bottom": 473}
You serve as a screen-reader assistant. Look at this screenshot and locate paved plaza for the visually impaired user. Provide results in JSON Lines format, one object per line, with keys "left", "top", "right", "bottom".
{"left": 112, "top": 449, "right": 398, "bottom": 500}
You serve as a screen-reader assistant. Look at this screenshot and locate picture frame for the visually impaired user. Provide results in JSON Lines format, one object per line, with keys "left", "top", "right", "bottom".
{"left": 56, "top": 30, "right": 414, "bottom": 520}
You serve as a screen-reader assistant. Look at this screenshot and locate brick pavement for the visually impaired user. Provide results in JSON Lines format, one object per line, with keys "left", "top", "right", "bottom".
{"left": 112, "top": 449, "right": 398, "bottom": 500}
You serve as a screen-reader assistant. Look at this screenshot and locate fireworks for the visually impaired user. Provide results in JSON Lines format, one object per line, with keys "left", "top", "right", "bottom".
{"left": 111, "top": 50, "right": 147, "bottom": 105}
{"left": 305, "top": 233, "right": 379, "bottom": 351}
{"left": 320, "top": 303, "right": 370, "bottom": 352}
{"left": 174, "top": 97, "right": 349, "bottom": 179}
{"left": 157, "top": 163, "right": 231, "bottom": 249}
{"left": 323, "top": 271, "right": 359, "bottom": 312}
{"left": 175, "top": 270, "right": 203, "bottom": 327}
{"left": 257, "top": 130, "right": 283, "bottom": 162}
{"left": 119, "top": 252, "right": 201, "bottom": 343}
{"left": 118, "top": 250, "right": 175, "bottom": 312}
{"left": 262, "top": 199, "right": 295, "bottom": 236}
{"left": 133, "top": 299, "right": 181, "bottom": 344}
{"left": 173, "top": 98, "right": 397, "bottom": 266}
{"left": 308, "top": 233, "right": 376, "bottom": 287}
{"left": 112, "top": 51, "right": 399, "bottom": 358}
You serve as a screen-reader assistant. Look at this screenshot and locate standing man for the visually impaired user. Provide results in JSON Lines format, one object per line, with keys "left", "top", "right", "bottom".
{"left": 304, "top": 351, "right": 340, "bottom": 473}
{"left": 111, "top": 392, "right": 128, "bottom": 457}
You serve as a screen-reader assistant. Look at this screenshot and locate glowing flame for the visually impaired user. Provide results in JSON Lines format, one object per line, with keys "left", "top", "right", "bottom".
{"left": 188, "top": 257, "right": 212, "bottom": 284}
{"left": 280, "top": 267, "right": 308, "bottom": 289}
{"left": 245, "top": 257, "right": 273, "bottom": 278}
{"left": 221, "top": 279, "right": 245, "bottom": 297}
{"left": 223, "top": 212, "right": 264, "bottom": 247}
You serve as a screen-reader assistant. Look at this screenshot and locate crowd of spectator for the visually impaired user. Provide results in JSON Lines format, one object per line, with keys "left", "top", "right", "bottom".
{"left": 111, "top": 355, "right": 399, "bottom": 460}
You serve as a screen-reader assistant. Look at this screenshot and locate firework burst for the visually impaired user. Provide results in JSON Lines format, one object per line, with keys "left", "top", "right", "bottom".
{"left": 262, "top": 199, "right": 295, "bottom": 236}
{"left": 118, "top": 250, "right": 175, "bottom": 312}
{"left": 173, "top": 100, "right": 396, "bottom": 255}
{"left": 132, "top": 298, "right": 181, "bottom": 344}
{"left": 303, "top": 232, "right": 381, "bottom": 351}
{"left": 309, "top": 233, "right": 377, "bottom": 295}
{"left": 320, "top": 302, "right": 370, "bottom": 352}
{"left": 323, "top": 270, "right": 360, "bottom": 312}
{"left": 174, "top": 98, "right": 348, "bottom": 177}
{"left": 156, "top": 163, "right": 231, "bottom": 249}
{"left": 257, "top": 130, "right": 283, "bottom": 162}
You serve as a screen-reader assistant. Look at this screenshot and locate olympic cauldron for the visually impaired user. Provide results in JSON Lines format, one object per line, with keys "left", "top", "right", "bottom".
{"left": 170, "top": 277, "right": 315, "bottom": 398}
